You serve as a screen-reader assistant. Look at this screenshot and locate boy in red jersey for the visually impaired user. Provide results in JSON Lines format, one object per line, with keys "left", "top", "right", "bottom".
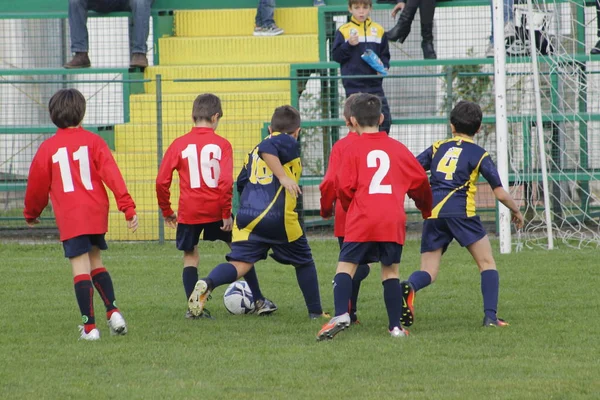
{"left": 317, "top": 93, "right": 432, "bottom": 340}
{"left": 24, "top": 89, "right": 138, "bottom": 341}
{"left": 319, "top": 93, "right": 370, "bottom": 324}
{"left": 156, "top": 93, "right": 268, "bottom": 319}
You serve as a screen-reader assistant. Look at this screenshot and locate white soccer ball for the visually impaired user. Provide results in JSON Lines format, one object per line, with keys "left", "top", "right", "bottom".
{"left": 223, "top": 281, "right": 255, "bottom": 315}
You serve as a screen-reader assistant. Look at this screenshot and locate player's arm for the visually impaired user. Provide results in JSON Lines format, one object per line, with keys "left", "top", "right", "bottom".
{"left": 23, "top": 148, "right": 51, "bottom": 226}
{"left": 416, "top": 145, "right": 434, "bottom": 171}
{"left": 261, "top": 153, "right": 301, "bottom": 197}
{"left": 335, "top": 151, "right": 357, "bottom": 212}
{"left": 319, "top": 145, "right": 340, "bottom": 219}
{"left": 155, "top": 144, "right": 178, "bottom": 228}
{"left": 332, "top": 30, "right": 354, "bottom": 64}
{"left": 405, "top": 149, "right": 433, "bottom": 219}
{"left": 219, "top": 141, "right": 234, "bottom": 231}
{"left": 95, "top": 140, "right": 138, "bottom": 232}
{"left": 480, "top": 154, "right": 524, "bottom": 229}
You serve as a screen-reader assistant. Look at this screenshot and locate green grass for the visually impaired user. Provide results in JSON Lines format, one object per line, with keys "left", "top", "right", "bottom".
{"left": 1, "top": 239, "right": 598, "bottom": 399}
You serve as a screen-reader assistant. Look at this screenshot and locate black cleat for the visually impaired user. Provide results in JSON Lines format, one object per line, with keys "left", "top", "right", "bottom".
{"left": 254, "top": 298, "right": 278, "bottom": 315}
{"left": 185, "top": 308, "right": 215, "bottom": 320}
{"left": 482, "top": 316, "right": 509, "bottom": 327}
{"left": 400, "top": 281, "right": 415, "bottom": 327}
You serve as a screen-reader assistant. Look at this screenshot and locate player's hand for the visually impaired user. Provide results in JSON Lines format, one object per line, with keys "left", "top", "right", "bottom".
{"left": 348, "top": 33, "right": 359, "bottom": 46}
{"left": 164, "top": 214, "right": 177, "bottom": 229}
{"left": 511, "top": 210, "right": 524, "bottom": 229}
{"left": 391, "top": 2, "right": 405, "bottom": 18}
{"left": 25, "top": 218, "right": 40, "bottom": 227}
{"left": 127, "top": 214, "right": 138, "bottom": 233}
{"left": 221, "top": 216, "right": 233, "bottom": 232}
{"left": 279, "top": 176, "right": 302, "bottom": 198}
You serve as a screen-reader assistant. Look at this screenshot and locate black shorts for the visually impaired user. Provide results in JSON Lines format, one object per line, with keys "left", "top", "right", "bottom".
{"left": 339, "top": 241, "right": 403, "bottom": 266}
{"left": 176, "top": 221, "right": 232, "bottom": 252}
{"left": 226, "top": 234, "right": 314, "bottom": 267}
{"left": 421, "top": 217, "right": 487, "bottom": 253}
{"left": 62, "top": 234, "right": 108, "bottom": 258}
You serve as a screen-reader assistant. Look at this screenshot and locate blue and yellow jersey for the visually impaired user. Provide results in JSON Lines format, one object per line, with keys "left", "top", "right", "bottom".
{"left": 417, "top": 137, "right": 503, "bottom": 218}
{"left": 233, "top": 132, "right": 303, "bottom": 244}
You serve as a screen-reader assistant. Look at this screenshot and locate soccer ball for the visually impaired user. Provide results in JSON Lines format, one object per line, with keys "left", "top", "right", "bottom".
{"left": 223, "top": 281, "right": 255, "bottom": 315}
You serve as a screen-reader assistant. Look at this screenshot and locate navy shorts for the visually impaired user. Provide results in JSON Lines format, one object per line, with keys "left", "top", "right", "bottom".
{"left": 176, "top": 221, "right": 232, "bottom": 252}
{"left": 226, "top": 234, "right": 314, "bottom": 267}
{"left": 420, "top": 216, "right": 487, "bottom": 253}
{"left": 62, "top": 234, "right": 108, "bottom": 258}
{"left": 339, "top": 242, "right": 403, "bottom": 266}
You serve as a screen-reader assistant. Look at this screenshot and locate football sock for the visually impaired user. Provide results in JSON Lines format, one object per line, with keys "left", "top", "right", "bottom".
{"left": 91, "top": 267, "right": 118, "bottom": 318}
{"left": 333, "top": 272, "right": 353, "bottom": 317}
{"left": 350, "top": 264, "right": 370, "bottom": 315}
{"left": 182, "top": 266, "right": 198, "bottom": 300}
{"left": 206, "top": 263, "right": 238, "bottom": 290}
{"left": 408, "top": 270, "right": 432, "bottom": 292}
{"left": 74, "top": 274, "right": 95, "bottom": 333}
{"left": 243, "top": 266, "right": 264, "bottom": 302}
{"left": 382, "top": 278, "right": 403, "bottom": 331}
{"left": 481, "top": 269, "right": 500, "bottom": 320}
{"left": 295, "top": 261, "right": 323, "bottom": 315}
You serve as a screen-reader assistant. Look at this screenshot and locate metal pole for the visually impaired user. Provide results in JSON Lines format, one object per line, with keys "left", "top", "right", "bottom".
{"left": 156, "top": 74, "right": 165, "bottom": 244}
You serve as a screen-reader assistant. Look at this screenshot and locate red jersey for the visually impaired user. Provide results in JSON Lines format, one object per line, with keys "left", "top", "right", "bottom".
{"left": 23, "top": 127, "right": 136, "bottom": 241}
{"left": 335, "top": 131, "right": 432, "bottom": 244}
{"left": 156, "top": 127, "right": 233, "bottom": 224}
{"left": 319, "top": 131, "right": 359, "bottom": 237}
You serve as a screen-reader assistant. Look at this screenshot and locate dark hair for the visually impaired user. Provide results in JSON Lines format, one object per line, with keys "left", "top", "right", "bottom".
{"left": 48, "top": 89, "right": 86, "bottom": 129}
{"left": 192, "top": 93, "right": 223, "bottom": 123}
{"left": 343, "top": 93, "right": 360, "bottom": 120}
{"left": 348, "top": 0, "right": 372, "bottom": 7}
{"left": 270, "top": 105, "right": 301, "bottom": 134}
{"left": 450, "top": 101, "right": 483, "bottom": 136}
{"left": 350, "top": 93, "right": 381, "bottom": 127}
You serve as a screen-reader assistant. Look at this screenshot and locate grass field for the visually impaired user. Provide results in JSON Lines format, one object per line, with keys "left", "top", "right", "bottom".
{"left": 1, "top": 239, "right": 598, "bottom": 399}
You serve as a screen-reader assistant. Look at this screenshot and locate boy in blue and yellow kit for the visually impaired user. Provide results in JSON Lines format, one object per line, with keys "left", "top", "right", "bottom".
{"left": 332, "top": 0, "right": 392, "bottom": 133}
{"left": 188, "top": 105, "right": 327, "bottom": 319}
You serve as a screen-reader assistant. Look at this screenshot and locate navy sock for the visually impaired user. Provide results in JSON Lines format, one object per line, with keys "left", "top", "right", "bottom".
{"left": 243, "top": 266, "right": 264, "bottom": 302}
{"left": 206, "top": 263, "right": 238, "bottom": 290}
{"left": 383, "top": 278, "right": 403, "bottom": 331}
{"left": 91, "top": 267, "right": 118, "bottom": 314}
{"left": 481, "top": 269, "right": 499, "bottom": 320}
{"left": 182, "top": 266, "right": 198, "bottom": 300}
{"left": 333, "top": 272, "right": 353, "bottom": 316}
{"left": 408, "top": 270, "right": 432, "bottom": 292}
{"left": 350, "top": 264, "right": 370, "bottom": 315}
{"left": 74, "top": 274, "right": 95, "bottom": 332}
{"left": 295, "top": 261, "right": 323, "bottom": 315}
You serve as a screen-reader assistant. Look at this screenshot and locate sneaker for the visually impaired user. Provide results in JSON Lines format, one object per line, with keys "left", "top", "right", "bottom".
{"left": 78, "top": 326, "right": 100, "bottom": 341}
{"left": 485, "top": 42, "right": 495, "bottom": 58}
{"left": 185, "top": 308, "right": 215, "bottom": 320}
{"left": 309, "top": 311, "right": 331, "bottom": 320}
{"left": 313, "top": 0, "right": 326, "bottom": 5}
{"left": 591, "top": 39, "right": 600, "bottom": 55}
{"left": 482, "top": 316, "right": 509, "bottom": 327}
{"left": 400, "top": 281, "right": 415, "bottom": 327}
{"left": 316, "top": 313, "right": 351, "bottom": 341}
{"left": 254, "top": 298, "right": 278, "bottom": 315}
{"left": 254, "top": 24, "right": 284, "bottom": 37}
{"left": 64, "top": 52, "right": 91, "bottom": 69}
{"left": 107, "top": 312, "right": 128, "bottom": 335}
{"left": 188, "top": 279, "right": 212, "bottom": 317}
{"left": 130, "top": 53, "right": 148, "bottom": 68}
{"left": 389, "top": 326, "right": 409, "bottom": 337}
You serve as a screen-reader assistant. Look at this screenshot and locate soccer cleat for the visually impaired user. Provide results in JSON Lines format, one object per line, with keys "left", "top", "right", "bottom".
{"left": 107, "top": 312, "right": 128, "bottom": 336}
{"left": 185, "top": 308, "right": 215, "bottom": 320}
{"left": 316, "top": 313, "right": 351, "bottom": 341}
{"left": 78, "top": 326, "right": 100, "bottom": 341}
{"left": 400, "top": 281, "right": 415, "bottom": 327}
{"left": 483, "top": 316, "right": 509, "bottom": 327}
{"left": 309, "top": 312, "right": 331, "bottom": 320}
{"left": 389, "top": 326, "right": 409, "bottom": 338}
{"left": 254, "top": 298, "right": 278, "bottom": 316}
{"left": 188, "top": 280, "right": 212, "bottom": 317}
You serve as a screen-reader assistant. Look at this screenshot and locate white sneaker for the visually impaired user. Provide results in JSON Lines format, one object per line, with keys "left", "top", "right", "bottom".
{"left": 78, "top": 326, "right": 100, "bottom": 341}
{"left": 254, "top": 24, "right": 284, "bottom": 37}
{"left": 485, "top": 42, "right": 494, "bottom": 58}
{"left": 108, "top": 312, "right": 128, "bottom": 335}
{"left": 188, "top": 279, "right": 212, "bottom": 317}
{"left": 389, "top": 326, "right": 409, "bottom": 338}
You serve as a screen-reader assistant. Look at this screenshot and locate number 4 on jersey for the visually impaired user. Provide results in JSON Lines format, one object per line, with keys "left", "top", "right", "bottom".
{"left": 437, "top": 147, "right": 463, "bottom": 180}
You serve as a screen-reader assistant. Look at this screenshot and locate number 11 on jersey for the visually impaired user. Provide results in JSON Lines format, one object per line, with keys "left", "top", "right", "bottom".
{"left": 52, "top": 146, "right": 93, "bottom": 193}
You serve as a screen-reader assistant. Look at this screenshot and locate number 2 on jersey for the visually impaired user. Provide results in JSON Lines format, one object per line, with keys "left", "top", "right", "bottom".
{"left": 436, "top": 147, "right": 463, "bottom": 180}
{"left": 367, "top": 150, "right": 392, "bottom": 194}
{"left": 52, "top": 146, "right": 93, "bottom": 193}
{"left": 181, "top": 144, "right": 222, "bottom": 189}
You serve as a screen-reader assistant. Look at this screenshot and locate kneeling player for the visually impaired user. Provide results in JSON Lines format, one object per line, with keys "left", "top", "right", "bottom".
{"left": 317, "top": 93, "right": 432, "bottom": 340}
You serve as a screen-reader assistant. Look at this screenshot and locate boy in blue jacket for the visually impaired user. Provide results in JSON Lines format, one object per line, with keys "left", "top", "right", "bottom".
{"left": 332, "top": 0, "right": 392, "bottom": 133}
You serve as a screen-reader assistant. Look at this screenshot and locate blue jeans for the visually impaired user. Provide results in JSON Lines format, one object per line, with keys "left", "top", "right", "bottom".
{"left": 68, "top": 0, "right": 154, "bottom": 54}
{"left": 489, "top": 0, "right": 514, "bottom": 44}
{"left": 255, "top": 0, "right": 275, "bottom": 28}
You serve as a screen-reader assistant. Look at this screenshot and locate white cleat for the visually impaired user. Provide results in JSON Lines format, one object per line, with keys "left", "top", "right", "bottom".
{"left": 78, "top": 326, "right": 100, "bottom": 341}
{"left": 188, "top": 280, "right": 211, "bottom": 317}
{"left": 108, "top": 312, "right": 128, "bottom": 335}
{"left": 389, "top": 326, "right": 409, "bottom": 338}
